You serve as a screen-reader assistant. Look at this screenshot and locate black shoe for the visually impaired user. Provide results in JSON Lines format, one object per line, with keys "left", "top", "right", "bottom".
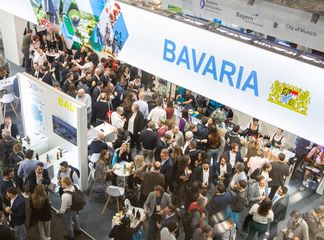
{"left": 63, "top": 235, "right": 75, "bottom": 240}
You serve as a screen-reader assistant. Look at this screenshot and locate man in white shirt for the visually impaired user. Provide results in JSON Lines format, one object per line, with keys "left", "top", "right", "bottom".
{"left": 135, "top": 91, "right": 149, "bottom": 120}
{"left": 166, "top": 124, "right": 184, "bottom": 147}
{"left": 147, "top": 98, "right": 166, "bottom": 123}
{"left": 57, "top": 176, "right": 81, "bottom": 239}
{"left": 72, "top": 57, "right": 94, "bottom": 77}
{"left": 76, "top": 89, "right": 92, "bottom": 125}
{"left": 182, "top": 131, "right": 193, "bottom": 155}
{"left": 111, "top": 106, "right": 125, "bottom": 129}
{"left": 33, "top": 48, "right": 47, "bottom": 66}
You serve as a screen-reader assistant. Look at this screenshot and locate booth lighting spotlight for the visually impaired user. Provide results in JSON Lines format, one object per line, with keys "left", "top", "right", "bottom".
{"left": 247, "top": 0, "right": 255, "bottom": 6}
{"left": 311, "top": 13, "right": 319, "bottom": 24}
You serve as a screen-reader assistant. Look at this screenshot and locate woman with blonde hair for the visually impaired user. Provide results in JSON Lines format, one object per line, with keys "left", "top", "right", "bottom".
{"left": 30, "top": 184, "right": 52, "bottom": 240}
{"left": 128, "top": 155, "right": 147, "bottom": 190}
{"left": 8, "top": 143, "right": 24, "bottom": 166}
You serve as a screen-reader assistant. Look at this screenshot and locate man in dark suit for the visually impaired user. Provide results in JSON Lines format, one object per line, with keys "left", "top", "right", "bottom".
{"left": 91, "top": 68, "right": 101, "bottom": 83}
{"left": 1, "top": 168, "right": 15, "bottom": 207}
{"left": 159, "top": 204, "right": 179, "bottom": 237}
{"left": 214, "top": 155, "right": 233, "bottom": 187}
{"left": 139, "top": 121, "right": 157, "bottom": 163}
{"left": 269, "top": 186, "right": 289, "bottom": 240}
{"left": 41, "top": 65, "right": 53, "bottom": 86}
{"left": 188, "top": 140, "right": 199, "bottom": 169}
{"left": 91, "top": 81, "right": 103, "bottom": 104}
{"left": 268, "top": 153, "right": 289, "bottom": 199}
{"left": 5, "top": 187, "right": 26, "bottom": 240}
{"left": 140, "top": 161, "right": 165, "bottom": 205}
{"left": 224, "top": 143, "right": 243, "bottom": 169}
{"left": 31, "top": 62, "right": 43, "bottom": 79}
{"left": 100, "top": 68, "right": 110, "bottom": 87}
{"left": 0, "top": 116, "right": 19, "bottom": 139}
{"left": 206, "top": 183, "right": 232, "bottom": 225}
{"left": 62, "top": 72, "right": 74, "bottom": 93}
{"left": 190, "top": 159, "right": 213, "bottom": 189}
{"left": 155, "top": 134, "right": 171, "bottom": 162}
{"left": 89, "top": 132, "right": 108, "bottom": 155}
{"left": 160, "top": 149, "right": 173, "bottom": 191}
{"left": 28, "top": 162, "right": 51, "bottom": 193}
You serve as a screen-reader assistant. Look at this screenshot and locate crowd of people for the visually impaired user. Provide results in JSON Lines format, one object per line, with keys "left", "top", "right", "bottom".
{"left": 0, "top": 29, "right": 323, "bottom": 240}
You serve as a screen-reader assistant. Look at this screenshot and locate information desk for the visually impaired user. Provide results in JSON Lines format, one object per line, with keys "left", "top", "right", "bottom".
{"left": 21, "top": 134, "right": 49, "bottom": 156}
{"left": 87, "top": 122, "right": 117, "bottom": 145}
{"left": 38, "top": 146, "right": 77, "bottom": 181}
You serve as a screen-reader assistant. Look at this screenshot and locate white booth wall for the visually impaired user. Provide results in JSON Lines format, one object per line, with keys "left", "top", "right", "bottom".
{"left": 18, "top": 73, "right": 88, "bottom": 190}
{"left": 0, "top": 10, "right": 27, "bottom": 65}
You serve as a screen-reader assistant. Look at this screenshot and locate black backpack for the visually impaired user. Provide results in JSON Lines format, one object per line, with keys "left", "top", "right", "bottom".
{"left": 181, "top": 210, "right": 193, "bottom": 232}
{"left": 69, "top": 165, "right": 80, "bottom": 179}
{"left": 59, "top": 165, "right": 80, "bottom": 182}
{"left": 66, "top": 185, "right": 86, "bottom": 212}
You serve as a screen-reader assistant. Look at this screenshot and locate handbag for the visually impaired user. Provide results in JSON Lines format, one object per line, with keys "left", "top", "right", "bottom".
{"left": 105, "top": 102, "right": 113, "bottom": 123}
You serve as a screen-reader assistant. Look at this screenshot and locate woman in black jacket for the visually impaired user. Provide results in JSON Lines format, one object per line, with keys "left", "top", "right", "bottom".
{"left": 126, "top": 103, "right": 144, "bottom": 152}
{"left": 109, "top": 215, "right": 145, "bottom": 240}
{"left": 30, "top": 184, "right": 52, "bottom": 240}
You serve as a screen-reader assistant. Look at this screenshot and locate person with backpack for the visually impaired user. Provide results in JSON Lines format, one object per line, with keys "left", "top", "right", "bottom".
{"left": 57, "top": 161, "right": 80, "bottom": 196}
{"left": 183, "top": 196, "right": 207, "bottom": 240}
{"left": 224, "top": 124, "right": 243, "bottom": 152}
{"left": 57, "top": 176, "right": 82, "bottom": 240}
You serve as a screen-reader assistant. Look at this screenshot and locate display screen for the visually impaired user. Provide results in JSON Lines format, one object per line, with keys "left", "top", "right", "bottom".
{"left": 52, "top": 115, "right": 77, "bottom": 146}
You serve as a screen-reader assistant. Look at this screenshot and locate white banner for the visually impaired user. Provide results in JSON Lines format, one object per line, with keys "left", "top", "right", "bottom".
{"left": 0, "top": 0, "right": 37, "bottom": 24}
{"left": 162, "top": 0, "right": 324, "bottom": 52}
{"left": 117, "top": 2, "right": 324, "bottom": 146}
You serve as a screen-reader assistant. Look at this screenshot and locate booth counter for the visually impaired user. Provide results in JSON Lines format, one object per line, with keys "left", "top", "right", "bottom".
{"left": 37, "top": 146, "right": 77, "bottom": 183}
{"left": 21, "top": 134, "right": 49, "bottom": 156}
{"left": 87, "top": 122, "right": 117, "bottom": 145}
{"left": 18, "top": 73, "right": 88, "bottom": 190}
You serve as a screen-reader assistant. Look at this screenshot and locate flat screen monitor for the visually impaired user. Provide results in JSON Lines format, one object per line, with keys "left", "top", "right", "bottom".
{"left": 52, "top": 115, "right": 77, "bottom": 146}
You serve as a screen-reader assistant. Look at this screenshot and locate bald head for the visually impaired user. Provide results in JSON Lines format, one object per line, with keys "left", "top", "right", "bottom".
{"left": 153, "top": 161, "right": 161, "bottom": 171}
{"left": 95, "top": 68, "right": 102, "bottom": 76}
{"left": 116, "top": 106, "right": 124, "bottom": 115}
{"left": 138, "top": 91, "right": 145, "bottom": 100}
{"left": 97, "top": 131, "right": 105, "bottom": 140}
{"left": 77, "top": 88, "right": 85, "bottom": 98}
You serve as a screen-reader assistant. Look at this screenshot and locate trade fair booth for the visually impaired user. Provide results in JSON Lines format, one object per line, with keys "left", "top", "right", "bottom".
{"left": 17, "top": 72, "right": 88, "bottom": 190}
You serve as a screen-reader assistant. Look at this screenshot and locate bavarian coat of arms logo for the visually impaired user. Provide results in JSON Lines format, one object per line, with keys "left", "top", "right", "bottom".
{"left": 268, "top": 80, "right": 310, "bottom": 115}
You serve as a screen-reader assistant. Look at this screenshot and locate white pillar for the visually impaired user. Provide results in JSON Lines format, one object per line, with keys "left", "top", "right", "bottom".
{"left": 0, "top": 10, "right": 27, "bottom": 65}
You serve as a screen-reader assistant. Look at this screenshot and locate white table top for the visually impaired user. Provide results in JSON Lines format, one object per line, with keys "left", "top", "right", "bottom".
{"left": 113, "top": 162, "right": 132, "bottom": 177}
{"left": 46, "top": 52, "right": 59, "bottom": 57}
{"left": 38, "top": 146, "right": 74, "bottom": 168}
{"left": 0, "top": 76, "right": 15, "bottom": 89}
{"left": 21, "top": 134, "right": 48, "bottom": 149}
{"left": 94, "top": 122, "right": 116, "bottom": 136}
{"left": 87, "top": 122, "right": 116, "bottom": 145}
